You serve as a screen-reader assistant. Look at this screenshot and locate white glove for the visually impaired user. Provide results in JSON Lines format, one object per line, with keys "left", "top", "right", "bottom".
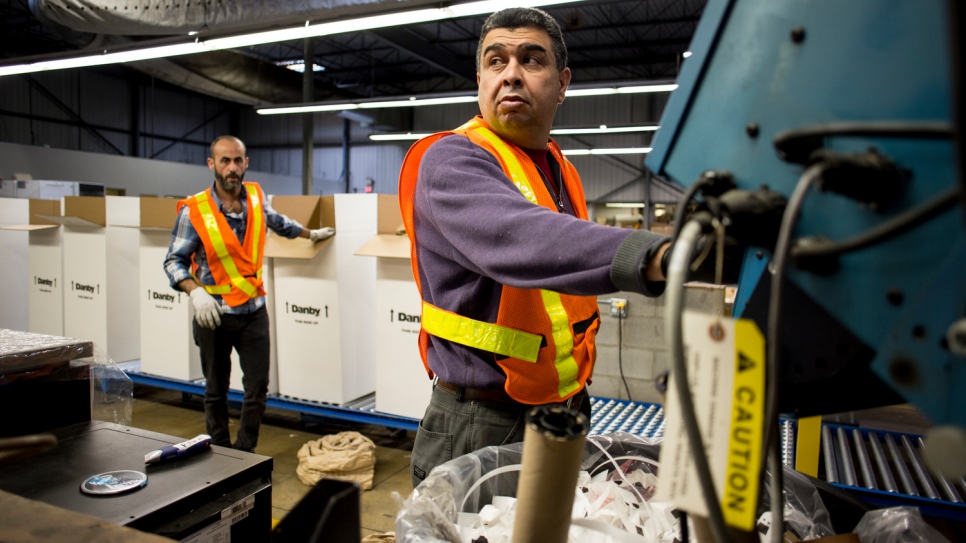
{"left": 190, "top": 288, "right": 222, "bottom": 329}
{"left": 309, "top": 227, "right": 336, "bottom": 243}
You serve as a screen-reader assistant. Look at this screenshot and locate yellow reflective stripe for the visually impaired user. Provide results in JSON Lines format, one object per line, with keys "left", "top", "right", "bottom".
{"left": 456, "top": 118, "right": 480, "bottom": 131}
{"left": 190, "top": 270, "right": 231, "bottom": 294}
{"left": 203, "top": 284, "right": 232, "bottom": 295}
{"left": 421, "top": 302, "right": 542, "bottom": 363}
{"left": 471, "top": 127, "right": 539, "bottom": 205}
{"left": 247, "top": 184, "right": 262, "bottom": 266}
{"left": 542, "top": 290, "right": 581, "bottom": 398}
{"left": 196, "top": 192, "right": 259, "bottom": 298}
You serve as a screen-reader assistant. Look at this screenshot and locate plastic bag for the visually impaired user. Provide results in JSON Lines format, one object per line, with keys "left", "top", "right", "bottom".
{"left": 83, "top": 344, "right": 134, "bottom": 427}
{"left": 853, "top": 507, "right": 950, "bottom": 543}
{"left": 756, "top": 465, "right": 836, "bottom": 541}
{"left": 394, "top": 433, "right": 664, "bottom": 543}
{"left": 395, "top": 432, "right": 841, "bottom": 543}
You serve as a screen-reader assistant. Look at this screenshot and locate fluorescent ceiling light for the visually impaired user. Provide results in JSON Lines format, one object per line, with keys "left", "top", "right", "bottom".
{"left": 259, "top": 95, "right": 478, "bottom": 115}
{"left": 562, "top": 147, "right": 652, "bottom": 156}
{"left": 550, "top": 125, "right": 658, "bottom": 135}
{"left": 257, "top": 84, "right": 675, "bottom": 115}
{"left": 360, "top": 96, "right": 478, "bottom": 109}
{"left": 682, "top": 51, "right": 692, "bottom": 58}
{"left": 370, "top": 125, "right": 658, "bottom": 140}
{"left": 604, "top": 202, "right": 646, "bottom": 208}
{"left": 0, "top": 0, "right": 585, "bottom": 77}
{"left": 369, "top": 132, "right": 434, "bottom": 141}
{"left": 566, "top": 84, "right": 677, "bottom": 97}
{"left": 0, "top": 43, "right": 205, "bottom": 76}
{"left": 277, "top": 60, "right": 325, "bottom": 73}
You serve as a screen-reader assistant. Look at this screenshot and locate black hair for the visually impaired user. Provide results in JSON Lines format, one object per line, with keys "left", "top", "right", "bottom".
{"left": 476, "top": 8, "right": 567, "bottom": 72}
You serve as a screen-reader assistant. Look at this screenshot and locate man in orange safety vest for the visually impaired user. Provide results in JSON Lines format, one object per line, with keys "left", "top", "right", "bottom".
{"left": 164, "top": 135, "right": 335, "bottom": 452}
{"left": 399, "top": 8, "right": 674, "bottom": 486}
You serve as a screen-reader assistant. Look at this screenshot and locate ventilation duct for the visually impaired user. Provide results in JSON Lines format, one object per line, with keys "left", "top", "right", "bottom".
{"left": 30, "top": 0, "right": 445, "bottom": 36}
{"left": 27, "top": 0, "right": 431, "bottom": 114}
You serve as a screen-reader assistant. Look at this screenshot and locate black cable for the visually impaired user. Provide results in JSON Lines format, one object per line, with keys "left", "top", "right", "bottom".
{"left": 667, "top": 220, "right": 730, "bottom": 543}
{"left": 949, "top": 0, "right": 966, "bottom": 233}
{"left": 671, "top": 178, "right": 710, "bottom": 243}
{"left": 764, "top": 164, "right": 824, "bottom": 543}
{"left": 596, "top": 299, "right": 633, "bottom": 402}
{"left": 680, "top": 510, "right": 689, "bottom": 543}
{"left": 791, "top": 187, "right": 961, "bottom": 262}
{"left": 618, "top": 309, "right": 632, "bottom": 402}
{"left": 773, "top": 121, "right": 954, "bottom": 165}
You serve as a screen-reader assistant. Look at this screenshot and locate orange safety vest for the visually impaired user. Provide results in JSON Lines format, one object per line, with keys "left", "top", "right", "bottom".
{"left": 399, "top": 116, "right": 601, "bottom": 405}
{"left": 178, "top": 182, "right": 267, "bottom": 307}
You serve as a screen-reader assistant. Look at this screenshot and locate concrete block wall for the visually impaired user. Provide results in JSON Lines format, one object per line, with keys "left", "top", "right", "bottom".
{"left": 590, "top": 284, "right": 729, "bottom": 405}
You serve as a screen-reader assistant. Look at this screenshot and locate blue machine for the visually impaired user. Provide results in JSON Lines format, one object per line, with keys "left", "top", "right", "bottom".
{"left": 647, "top": 0, "right": 964, "bottom": 458}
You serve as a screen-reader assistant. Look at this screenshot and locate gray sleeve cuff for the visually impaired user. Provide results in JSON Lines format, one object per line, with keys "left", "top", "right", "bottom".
{"left": 610, "top": 230, "right": 671, "bottom": 297}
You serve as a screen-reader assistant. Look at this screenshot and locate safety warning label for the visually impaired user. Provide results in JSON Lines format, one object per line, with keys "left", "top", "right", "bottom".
{"left": 653, "top": 311, "right": 765, "bottom": 531}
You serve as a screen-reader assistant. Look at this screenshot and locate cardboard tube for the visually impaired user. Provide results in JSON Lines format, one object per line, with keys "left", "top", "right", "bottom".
{"left": 511, "top": 405, "right": 588, "bottom": 543}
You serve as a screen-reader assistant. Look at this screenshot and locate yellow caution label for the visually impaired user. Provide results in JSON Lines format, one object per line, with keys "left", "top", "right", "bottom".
{"left": 720, "top": 319, "right": 765, "bottom": 531}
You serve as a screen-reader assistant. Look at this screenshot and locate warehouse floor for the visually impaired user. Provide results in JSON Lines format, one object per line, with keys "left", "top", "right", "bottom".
{"left": 131, "top": 385, "right": 414, "bottom": 539}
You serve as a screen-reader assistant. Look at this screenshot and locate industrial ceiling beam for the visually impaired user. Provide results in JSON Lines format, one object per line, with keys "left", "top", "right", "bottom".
{"left": 23, "top": 74, "right": 125, "bottom": 155}
{"left": 368, "top": 27, "right": 475, "bottom": 82}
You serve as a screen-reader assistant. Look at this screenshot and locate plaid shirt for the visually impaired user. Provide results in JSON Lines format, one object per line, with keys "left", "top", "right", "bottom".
{"left": 164, "top": 182, "right": 304, "bottom": 314}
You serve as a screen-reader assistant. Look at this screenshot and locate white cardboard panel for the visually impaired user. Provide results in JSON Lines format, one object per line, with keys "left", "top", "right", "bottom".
{"left": 274, "top": 249, "right": 343, "bottom": 402}
{"left": 0, "top": 197, "right": 29, "bottom": 225}
{"left": 28, "top": 227, "right": 64, "bottom": 336}
{"left": 105, "top": 195, "right": 140, "bottom": 227}
{"left": 374, "top": 257, "right": 432, "bottom": 419}
{"left": 106, "top": 221, "right": 141, "bottom": 362}
{"left": 263, "top": 260, "right": 279, "bottom": 395}
{"left": 333, "top": 194, "right": 377, "bottom": 401}
{"left": 0, "top": 198, "right": 29, "bottom": 331}
{"left": 63, "top": 227, "right": 109, "bottom": 350}
{"left": 273, "top": 194, "right": 380, "bottom": 404}
{"left": 62, "top": 218, "right": 141, "bottom": 362}
{"left": 139, "top": 230, "right": 201, "bottom": 381}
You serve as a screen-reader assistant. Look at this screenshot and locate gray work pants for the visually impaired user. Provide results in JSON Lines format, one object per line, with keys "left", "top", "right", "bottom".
{"left": 410, "top": 384, "right": 590, "bottom": 490}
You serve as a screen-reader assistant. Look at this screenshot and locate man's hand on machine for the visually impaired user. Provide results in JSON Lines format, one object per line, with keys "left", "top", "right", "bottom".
{"left": 658, "top": 213, "right": 744, "bottom": 284}
{"left": 190, "top": 288, "right": 222, "bottom": 329}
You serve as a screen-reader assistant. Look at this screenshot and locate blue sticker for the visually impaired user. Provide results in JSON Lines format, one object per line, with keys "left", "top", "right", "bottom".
{"left": 80, "top": 470, "right": 148, "bottom": 495}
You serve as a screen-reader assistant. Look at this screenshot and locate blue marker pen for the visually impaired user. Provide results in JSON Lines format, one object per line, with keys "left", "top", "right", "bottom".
{"left": 145, "top": 434, "right": 212, "bottom": 465}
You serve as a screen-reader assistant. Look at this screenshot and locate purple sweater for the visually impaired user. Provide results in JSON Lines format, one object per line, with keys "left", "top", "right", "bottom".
{"left": 414, "top": 134, "right": 667, "bottom": 389}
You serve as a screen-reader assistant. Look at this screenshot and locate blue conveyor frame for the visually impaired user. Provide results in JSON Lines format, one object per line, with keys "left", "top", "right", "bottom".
{"left": 123, "top": 368, "right": 665, "bottom": 436}
{"left": 125, "top": 369, "right": 422, "bottom": 432}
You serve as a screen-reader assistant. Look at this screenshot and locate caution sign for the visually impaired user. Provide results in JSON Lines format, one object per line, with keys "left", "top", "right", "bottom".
{"left": 654, "top": 312, "right": 765, "bottom": 532}
{"left": 721, "top": 319, "right": 764, "bottom": 530}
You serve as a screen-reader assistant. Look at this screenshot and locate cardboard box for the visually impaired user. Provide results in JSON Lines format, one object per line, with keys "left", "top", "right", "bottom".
{"left": 52, "top": 197, "right": 141, "bottom": 363}
{"left": 355, "top": 197, "right": 431, "bottom": 418}
{"left": 269, "top": 194, "right": 377, "bottom": 404}
{"left": 0, "top": 199, "right": 66, "bottom": 336}
{"left": 0, "top": 198, "right": 30, "bottom": 331}
{"left": 137, "top": 197, "right": 200, "bottom": 381}
{"left": 27, "top": 200, "right": 65, "bottom": 336}
{"left": 262, "top": 195, "right": 333, "bottom": 260}
{"left": 139, "top": 197, "right": 179, "bottom": 230}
